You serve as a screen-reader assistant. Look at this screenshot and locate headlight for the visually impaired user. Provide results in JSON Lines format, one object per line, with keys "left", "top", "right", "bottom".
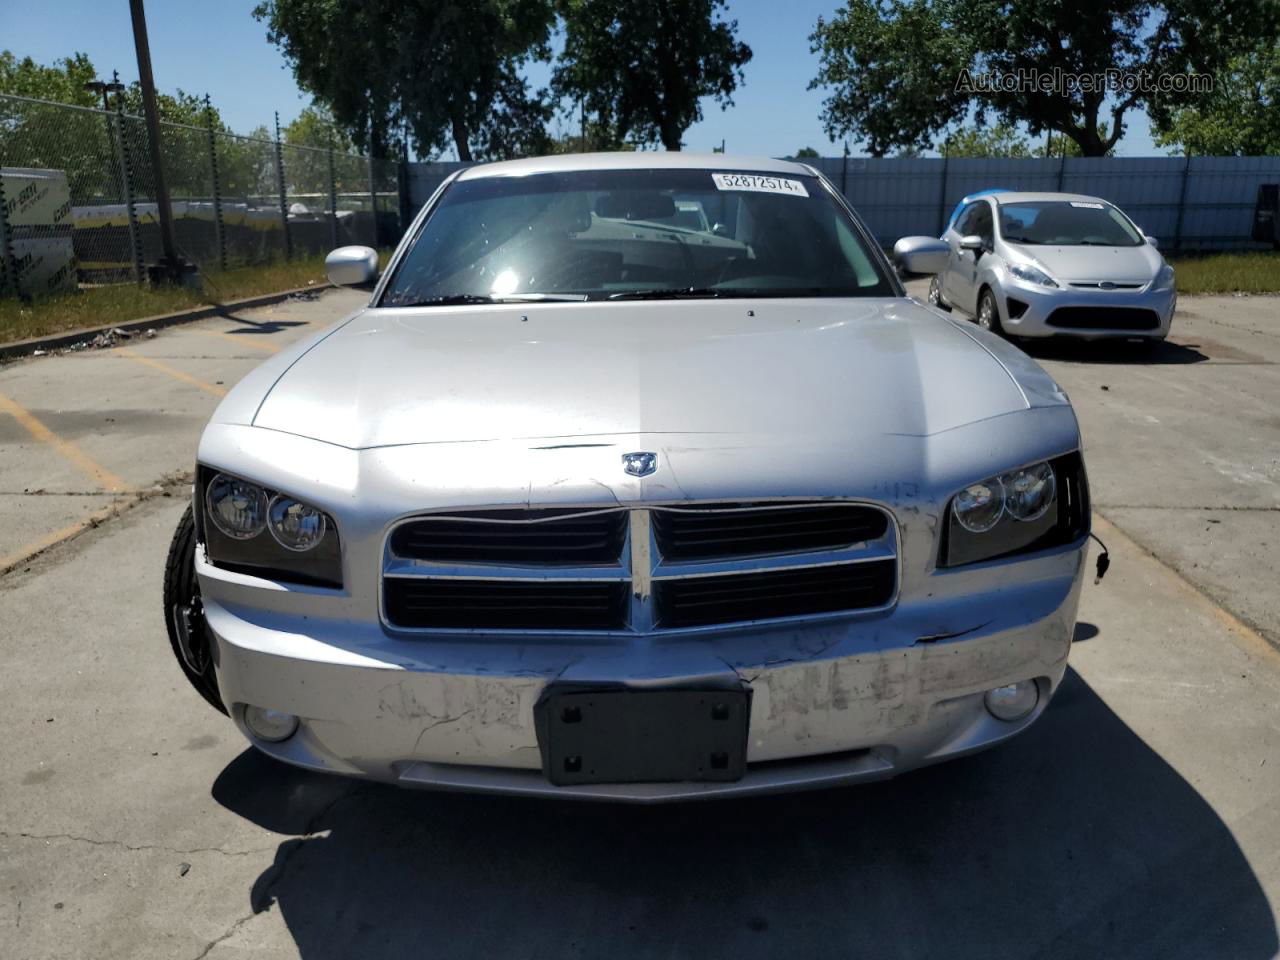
{"left": 942, "top": 454, "right": 1089, "bottom": 567}
{"left": 198, "top": 468, "right": 342, "bottom": 587}
{"left": 1154, "top": 264, "right": 1175, "bottom": 290}
{"left": 1007, "top": 262, "right": 1058, "bottom": 288}
{"left": 206, "top": 474, "right": 268, "bottom": 539}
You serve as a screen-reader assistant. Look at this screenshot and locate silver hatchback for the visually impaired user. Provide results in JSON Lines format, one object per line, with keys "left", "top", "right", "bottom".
{"left": 897, "top": 192, "right": 1176, "bottom": 340}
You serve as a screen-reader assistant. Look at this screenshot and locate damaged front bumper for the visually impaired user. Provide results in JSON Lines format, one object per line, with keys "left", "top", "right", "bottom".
{"left": 201, "top": 540, "right": 1085, "bottom": 803}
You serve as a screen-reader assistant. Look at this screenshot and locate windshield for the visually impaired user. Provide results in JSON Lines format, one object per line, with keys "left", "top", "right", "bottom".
{"left": 997, "top": 200, "right": 1143, "bottom": 247}
{"left": 380, "top": 168, "right": 896, "bottom": 305}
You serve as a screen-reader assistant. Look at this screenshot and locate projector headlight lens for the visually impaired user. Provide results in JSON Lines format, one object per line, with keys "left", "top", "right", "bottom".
{"left": 205, "top": 473, "right": 268, "bottom": 540}
{"left": 268, "top": 495, "right": 328, "bottom": 552}
{"left": 953, "top": 478, "right": 1005, "bottom": 533}
{"left": 1003, "top": 462, "right": 1057, "bottom": 522}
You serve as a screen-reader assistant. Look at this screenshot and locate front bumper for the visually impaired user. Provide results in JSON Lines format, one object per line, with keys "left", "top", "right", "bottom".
{"left": 997, "top": 276, "right": 1176, "bottom": 339}
{"left": 201, "top": 541, "right": 1086, "bottom": 802}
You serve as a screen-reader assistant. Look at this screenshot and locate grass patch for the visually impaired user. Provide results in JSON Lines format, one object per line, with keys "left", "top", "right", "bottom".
{"left": 0, "top": 254, "right": 331, "bottom": 345}
{"left": 1168, "top": 251, "right": 1280, "bottom": 296}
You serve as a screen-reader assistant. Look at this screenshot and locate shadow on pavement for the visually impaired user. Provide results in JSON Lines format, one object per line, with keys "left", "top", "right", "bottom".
{"left": 1021, "top": 337, "right": 1209, "bottom": 365}
{"left": 213, "top": 668, "right": 1276, "bottom": 959}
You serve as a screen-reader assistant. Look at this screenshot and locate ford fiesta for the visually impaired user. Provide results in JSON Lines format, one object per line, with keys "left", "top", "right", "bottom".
{"left": 164, "top": 153, "right": 1091, "bottom": 802}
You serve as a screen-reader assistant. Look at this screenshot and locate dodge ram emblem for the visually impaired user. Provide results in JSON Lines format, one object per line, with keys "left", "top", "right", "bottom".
{"left": 622, "top": 452, "right": 658, "bottom": 477}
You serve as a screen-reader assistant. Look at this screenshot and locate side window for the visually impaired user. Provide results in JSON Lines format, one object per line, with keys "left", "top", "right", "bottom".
{"left": 972, "top": 203, "right": 994, "bottom": 247}
{"left": 955, "top": 202, "right": 982, "bottom": 236}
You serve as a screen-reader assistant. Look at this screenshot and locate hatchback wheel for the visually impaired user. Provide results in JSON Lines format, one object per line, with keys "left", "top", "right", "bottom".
{"left": 928, "top": 276, "right": 951, "bottom": 311}
{"left": 977, "top": 288, "right": 1002, "bottom": 334}
{"left": 163, "top": 505, "right": 227, "bottom": 714}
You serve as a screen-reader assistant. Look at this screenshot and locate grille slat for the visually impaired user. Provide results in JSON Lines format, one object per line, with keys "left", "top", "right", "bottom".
{"left": 652, "top": 504, "right": 888, "bottom": 562}
{"left": 385, "top": 580, "right": 629, "bottom": 630}
{"left": 655, "top": 561, "right": 896, "bottom": 629}
{"left": 390, "top": 509, "right": 628, "bottom": 565}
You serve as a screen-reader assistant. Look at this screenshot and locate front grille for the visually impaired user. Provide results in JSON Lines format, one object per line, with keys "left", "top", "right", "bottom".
{"left": 385, "top": 579, "right": 629, "bottom": 631}
{"left": 655, "top": 561, "right": 896, "bottom": 629}
{"left": 1047, "top": 306, "right": 1160, "bottom": 330}
{"left": 1068, "top": 282, "right": 1144, "bottom": 289}
{"left": 383, "top": 501, "right": 897, "bottom": 633}
{"left": 390, "top": 509, "right": 627, "bottom": 565}
{"left": 651, "top": 503, "right": 888, "bottom": 562}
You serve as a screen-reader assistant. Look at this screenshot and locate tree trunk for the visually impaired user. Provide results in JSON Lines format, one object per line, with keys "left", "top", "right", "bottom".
{"left": 660, "top": 121, "right": 683, "bottom": 152}
{"left": 451, "top": 114, "right": 473, "bottom": 162}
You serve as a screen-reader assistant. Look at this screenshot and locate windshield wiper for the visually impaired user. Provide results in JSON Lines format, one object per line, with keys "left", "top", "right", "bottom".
{"left": 608, "top": 287, "right": 730, "bottom": 301}
{"left": 388, "top": 292, "right": 588, "bottom": 307}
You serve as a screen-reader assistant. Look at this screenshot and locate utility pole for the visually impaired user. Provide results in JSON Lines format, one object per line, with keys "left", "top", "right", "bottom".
{"left": 129, "top": 0, "right": 193, "bottom": 285}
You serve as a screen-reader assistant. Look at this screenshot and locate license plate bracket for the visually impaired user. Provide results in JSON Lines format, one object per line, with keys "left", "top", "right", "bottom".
{"left": 535, "top": 683, "right": 751, "bottom": 786}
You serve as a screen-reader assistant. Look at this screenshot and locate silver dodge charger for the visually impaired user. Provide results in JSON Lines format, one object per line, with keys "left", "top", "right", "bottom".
{"left": 164, "top": 153, "right": 1092, "bottom": 802}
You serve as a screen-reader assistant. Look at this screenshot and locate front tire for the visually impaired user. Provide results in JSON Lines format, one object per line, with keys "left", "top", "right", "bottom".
{"left": 928, "top": 276, "right": 951, "bottom": 311}
{"left": 163, "top": 504, "right": 227, "bottom": 714}
{"left": 976, "top": 287, "right": 1002, "bottom": 335}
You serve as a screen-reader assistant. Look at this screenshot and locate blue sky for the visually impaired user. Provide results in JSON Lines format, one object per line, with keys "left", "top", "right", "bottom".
{"left": 1, "top": 0, "right": 1159, "bottom": 157}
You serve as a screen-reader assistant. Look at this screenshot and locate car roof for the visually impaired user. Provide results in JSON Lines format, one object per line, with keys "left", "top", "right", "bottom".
{"left": 455, "top": 152, "right": 816, "bottom": 181}
{"left": 988, "top": 191, "right": 1111, "bottom": 205}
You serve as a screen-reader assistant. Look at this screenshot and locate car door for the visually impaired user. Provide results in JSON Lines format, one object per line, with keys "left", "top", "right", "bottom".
{"left": 945, "top": 201, "right": 986, "bottom": 312}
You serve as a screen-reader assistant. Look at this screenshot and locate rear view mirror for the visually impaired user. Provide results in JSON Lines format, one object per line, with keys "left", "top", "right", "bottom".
{"left": 595, "top": 192, "right": 677, "bottom": 222}
{"left": 893, "top": 236, "right": 950, "bottom": 275}
{"left": 325, "top": 245, "right": 379, "bottom": 287}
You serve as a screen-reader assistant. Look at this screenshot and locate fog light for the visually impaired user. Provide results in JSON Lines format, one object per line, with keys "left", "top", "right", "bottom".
{"left": 243, "top": 705, "right": 299, "bottom": 742}
{"left": 984, "top": 681, "right": 1039, "bottom": 722}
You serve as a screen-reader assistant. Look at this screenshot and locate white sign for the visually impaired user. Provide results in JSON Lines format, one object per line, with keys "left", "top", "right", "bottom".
{"left": 1069, "top": 201, "right": 1105, "bottom": 209}
{"left": 711, "top": 173, "right": 809, "bottom": 197}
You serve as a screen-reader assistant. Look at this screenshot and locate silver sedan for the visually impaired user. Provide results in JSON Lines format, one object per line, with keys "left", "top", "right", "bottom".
{"left": 896, "top": 191, "right": 1177, "bottom": 340}
{"left": 164, "top": 153, "right": 1091, "bottom": 802}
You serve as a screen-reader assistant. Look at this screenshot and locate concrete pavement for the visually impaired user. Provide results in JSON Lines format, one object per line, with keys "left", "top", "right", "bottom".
{"left": 1, "top": 286, "right": 1279, "bottom": 958}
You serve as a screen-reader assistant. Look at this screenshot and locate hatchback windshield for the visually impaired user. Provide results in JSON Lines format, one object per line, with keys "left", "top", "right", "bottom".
{"left": 381, "top": 168, "right": 896, "bottom": 305}
{"left": 998, "top": 200, "right": 1143, "bottom": 247}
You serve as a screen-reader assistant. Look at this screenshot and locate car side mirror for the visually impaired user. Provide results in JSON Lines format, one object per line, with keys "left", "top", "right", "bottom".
{"left": 1144, "top": 235, "right": 1159, "bottom": 248}
{"left": 712, "top": 222, "right": 731, "bottom": 237}
{"left": 892, "top": 236, "right": 951, "bottom": 275}
{"left": 325, "top": 245, "right": 379, "bottom": 287}
{"left": 959, "top": 234, "right": 984, "bottom": 252}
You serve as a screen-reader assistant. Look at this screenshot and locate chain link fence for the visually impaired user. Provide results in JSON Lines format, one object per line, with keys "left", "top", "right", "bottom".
{"left": 0, "top": 92, "right": 405, "bottom": 300}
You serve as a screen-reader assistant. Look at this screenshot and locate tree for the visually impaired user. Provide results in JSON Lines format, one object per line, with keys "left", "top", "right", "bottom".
{"left": 254, "top": 0, "right": 555, "bottom": 162}
{"left": 1153, "top": 40, "right": 1280, "bottom": 155}
{"left": 941, "top": 122, "right": 1033, "bottom": 157}
{"left": 0, "top": 50, "right": 99, "bottom": 106}
{"left": 793, "top": 146, "right": 821, "bottom": 158}
{"left": 809, "top": 0, "right": 1278, "bottom": 157}
{"left": 552, "top": 0, "right": 752, "bottom": 151}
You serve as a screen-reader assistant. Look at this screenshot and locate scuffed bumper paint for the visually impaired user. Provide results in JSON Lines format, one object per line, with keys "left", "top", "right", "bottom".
{"left": 203, "top": 541, "right": 1085, "bottom": 802}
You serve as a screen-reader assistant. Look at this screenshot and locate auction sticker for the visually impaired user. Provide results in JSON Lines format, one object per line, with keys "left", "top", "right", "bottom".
{"left": 1069, "top": 201, "right": 1104, "bottom": 209}
{"left": 712, "top": 173, "right": 809, "bottom": 197}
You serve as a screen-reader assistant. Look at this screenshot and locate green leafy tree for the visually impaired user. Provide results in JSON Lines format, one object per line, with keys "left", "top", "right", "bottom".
{"left": 793, "top": 146, "right": 821, "bottom": 158}
{"left": 0, "top": 50, "right": 99, "bottom": 106}
{"left": 1154, "top": 40, "right": 1280, "bottom": 155}
{"left": 254, "top": 0, "right": 555, "bottom": 162}
{"left": 941, "top": 122, "right": 1033, "bottom": 157}
{"left": 552, "top": 0, "right": 752, "bottom": 151}
{"left": 809, "top": 0, "right": 1277, "bottom": 157}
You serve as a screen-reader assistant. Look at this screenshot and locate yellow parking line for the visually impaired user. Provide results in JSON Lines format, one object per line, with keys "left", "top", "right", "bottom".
{"left": 114, "top": 348, "right": 228, "bottom": 398}
{"left": 0, "top": 500, "right": 125, "bottom": 575}
{"left": 194, "top": 329, "right": 282, "bottom": 353}
{"left": 0, "top": 391, "right": 129, "bottom": 492}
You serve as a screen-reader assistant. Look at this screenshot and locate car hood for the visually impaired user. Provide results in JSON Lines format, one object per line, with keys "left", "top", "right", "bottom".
{"left": 248, "top": 298, "right": 1036, "bottom": 449}
{"left": 1013, "top": 242, "right": 1161, "bottom": 283}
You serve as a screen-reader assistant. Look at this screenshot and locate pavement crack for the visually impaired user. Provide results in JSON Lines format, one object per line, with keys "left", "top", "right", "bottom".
{"left": 0, "top": 829, "right": 272, "bottom": 858}
{"left": 190, "top": 910, "right": 259, "bottom": 960}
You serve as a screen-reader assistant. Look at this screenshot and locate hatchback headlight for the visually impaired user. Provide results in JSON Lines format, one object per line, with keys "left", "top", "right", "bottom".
{"left": 942, "top": 454, "right": 1088, "bottom": 567}
{"left": 199, "top": 468, "right": 342, "bottom": 587}
{"left": 1154, "top": 264, "right": 1175, "bottom": 290}
{"left": 1007, "top": 262, "right": 1058, "bottom": 288}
